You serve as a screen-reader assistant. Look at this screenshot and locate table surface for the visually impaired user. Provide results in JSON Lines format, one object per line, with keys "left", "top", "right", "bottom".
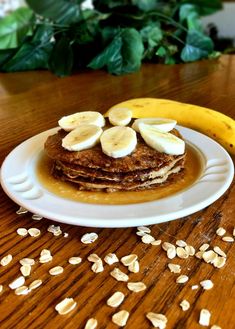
{"left": 0, "top": 55, "right": 235, "bottom": 329}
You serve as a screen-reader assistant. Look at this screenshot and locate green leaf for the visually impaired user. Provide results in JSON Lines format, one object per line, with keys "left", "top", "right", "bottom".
{"left": 26, "top": 0, "right": 80, "bottom": 24}
{"left": 180, "top": 0, "right": 223, "bottom": 16}
{"left": 88, "top": 28, "right": 144, "bottom": 75}
{"left": 179, "top": 4, "right": 203, "bottom": 32}
{"left": 2, "top": 29, "right": 53, "bottom": 72}
{"left": 0, "top": 7, "right": 34, "bottom": 49}
{"left": 0, "top": 49, "right": 18, "bottom": 67}
{"left": 181, "top": 30, "right": 214, "bottom": 62}
{"left": 49, "top": 36, "right": 73, "bottom": 77}
{"left": 140, "top": 24, "right": 162, "bottom": 48}
{"left": 132, "top": 0, "right": 158, "bottom": 12}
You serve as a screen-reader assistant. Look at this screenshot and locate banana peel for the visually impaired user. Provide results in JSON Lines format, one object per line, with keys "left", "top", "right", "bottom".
{"left": 105, "top": 98, "right": 235, "bottom": 155}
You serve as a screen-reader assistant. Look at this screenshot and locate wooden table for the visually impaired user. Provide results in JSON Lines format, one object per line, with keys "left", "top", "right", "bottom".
{"left": 0, "top": 55, "right": 234, "bottom": 329}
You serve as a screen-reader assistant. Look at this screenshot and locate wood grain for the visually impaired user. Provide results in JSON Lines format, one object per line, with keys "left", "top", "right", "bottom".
{"left": 0, "top": 55, "right": 235, "bottom": 329}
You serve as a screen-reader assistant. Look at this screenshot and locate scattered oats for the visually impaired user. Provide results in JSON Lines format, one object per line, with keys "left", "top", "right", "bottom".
{"left": 40, "top": 249, "right": 51, "bottom": 256}
{"left": 137, "top": 226, "right": 151, "bottom": 233}
{"left": 200, "top": 280, "right": 214, "bottom": 290}
{"left": 39, "top": 254, "right": 53, "bottom": 263}
{"left": 55, "top": 297, "right": 77, "bottom": 315}
{"left": 128, "top": 260, "right": 139, "bottom": 273}
{"left": 87, "top": 254, "right": 101, "bottom": 263}
{"left": 202, "top": 250, "right": 218, "bottom": 264}
{"left": 176, "top": 275, "right": 189, "bottom": 284}
{"left": 68, "top": 257, "right": 82, "bottom": 265}
{"left": 199, "top": 243, "right": 210, "bottom": 251}
{"left": 127, "top": 282, "right": 146, "bottom": 292}
{"left": 191, "top": 285, "right": 199, "bottom": 290}
{"left": 146, "top": 312, "right": 167, "bottom": 329}
{"left": 107, "top": 291, "right": 125, "bottom": 307}
{"left": 29, "top": 279, "right": 42, "bottom": 290}
{"left": 104, "top": 253, "right": 119, "bottom": 265}
{"left": 142, "top": 234, "right": 155, "bottom": 244}
{"left": 167, "top": 247, "right": 176, "bottom": 259}
{"left": 1, "top": 254, "right": 13, "bottom": 266}
{"left": 112, "top": 310, "right": 129, "bottom": 327}
{"left": 176, "top": 240, "right": 187, "bottom": 247}
{"left": 81, "top": 232, "right": 98, "bottom": 244}
{"left": 110, "top": 268, "right": 129, "bottom": 282}
{"left": 19, "top": 258, "right": 35, "bottom": 266}
{"left": 213, "top": 256, "right": 226, "bottom": 268}
{"left": 216, "top": 227, "right": 226, "bottom": 236}
{"left": 20, "top": 264, "right": 31, "bottom": 277}
{"left": 211, "top": 325, "right": 222, "bottom": 329}
{"left": 28, "top": 228, "right": 41, "bottom": 237}
{"left": 16, "top": 206, "right": 28, "bottom": 215}
{"left": 185, "top": 245, "right": 195, "bottom": 256}
{"left": 168, "top": 263, "right": 181, "bottom": 274}
{"left": 195, "top": 251, "right": 204, "bottom": 259}
{"left": 32, "top": 214, "right": 43, "bottom": 221}
{"left": 180, "top": 299, "right": 190, "bottom": 311}
{"left": 16, "top": 228, "right": 28, "bottom": 237}
{"left": 162, "top": 242, "right": 175, "bottom": 251}
{"left": 151, "top": 239, "right": 162, "bottom": 246}
{"left": 84, "top": 318, "right": 98, "bottom": 329}
{"left": 47, "top": 225, "right": 62, "bottom": 236}
{"left": 64, "top": 233, "right": 69, "bottom": 238}
{"left": 199, "top": 309, "right": 211, "bottom": 326}
{"left": 213, "top": 246, "right": 226, "bottom": 258}
{"left": 0, "top": 285, "right": 3, "bottom": 293}
{"left": 49, "top": 266, "right": 64, "bottom": 276}
{"left": 15, "top": 286, "right": 30, "bottom": 295}
{"left": 91, "top": 260, "right": 104, "bottom": 273}
{"left": 176, "top": 247, "right": 189, "bottom": 259}
{"left": 222, "top": 236, "right": 234, "bottom": 242}
{"left": 136, "top": 231, "right": 147, "bottom": 236}
{"left": 121, "top": 254, "right": 138, "bottom": 266}
{"left": 9, "top": 276, "right": 25, "bottom": 290}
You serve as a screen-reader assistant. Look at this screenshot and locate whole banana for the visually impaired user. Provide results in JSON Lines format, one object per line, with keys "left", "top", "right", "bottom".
{"left": 106, "top": 98, "right": 235, "bottom": 155}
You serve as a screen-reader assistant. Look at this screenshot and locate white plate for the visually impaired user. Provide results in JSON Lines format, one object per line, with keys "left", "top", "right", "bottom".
{"left": 0, "top": 127, "right": 234, "bottom": 228}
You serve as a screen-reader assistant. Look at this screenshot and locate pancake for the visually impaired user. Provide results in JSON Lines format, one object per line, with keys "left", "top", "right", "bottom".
{"left": 44, "top": 128, "right": 186, "bottom": 192}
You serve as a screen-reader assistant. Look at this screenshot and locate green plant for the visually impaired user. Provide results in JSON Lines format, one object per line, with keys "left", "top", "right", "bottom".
{"left": 0, "top": 0, "right": 222, "bottom": 76}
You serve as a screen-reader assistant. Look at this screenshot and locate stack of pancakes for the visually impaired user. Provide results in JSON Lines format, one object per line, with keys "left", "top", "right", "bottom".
{"left": 44, "top": 129, "right": 186, "bottom": 192}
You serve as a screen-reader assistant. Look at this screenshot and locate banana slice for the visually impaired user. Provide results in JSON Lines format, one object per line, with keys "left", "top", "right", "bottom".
{"left": 100, "top": 126, "right": 137, "bottom": 158}
{"left": 132, "top": 118, "right": 176, "bottom": 132}
{"left": 108, "top": 107, "right": 132, "bottom": 126}
{"left": 59, "top": 111, "right": 105, "bottom": 131}
{"left": 139, "top": 124, "right": 185, "bottom": 155}
{"left": 62, "top": 124, "right": 103, "bottom": 151}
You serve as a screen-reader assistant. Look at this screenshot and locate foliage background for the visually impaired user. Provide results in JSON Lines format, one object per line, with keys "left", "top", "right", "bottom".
{"left": 0, "top": 0, "right": 222, "bottom": 76}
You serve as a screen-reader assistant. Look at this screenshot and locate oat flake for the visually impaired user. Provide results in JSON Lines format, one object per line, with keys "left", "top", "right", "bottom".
{"left": 180, "top": 300, "right": 190, "bottom": 311}
{"left": 176, "top": 247, "right": 188, "bottom": 259}
{"left": 176, "top": 240, "right": 187, "bottom": 247}
{"left": 110, "top": 268, "right": 129, "bottom": 282}
{"left": 199, "top": 309, "right": 211, "bottom": 326}
{"left": 29, "top": 279, "right": 42, "bottom": 290}
{"left": 55, "top": 298, "right": 77, "bottom": 315}
{"left": 84, "top": 318, "right": 98, "bottom": 329}
{"left": 9, "top": 276, "right": 25, "bottom": 290}
{"left": 68, "top": 257, "right": 82, "bottom": 265}
{"left": 137, "top": 226, "right": 151, "bottom": 233}
{"left": 32, "top": 214, "right": 43, "bottom": 221}
{"left": 49, "top": 266, "right": 64, "bottom": 276}
{"left": 151, "top": 239, "right": 162, "bottom": 246}
{"left": 107, "top": 291, "right": 125, "bottom": 308}
{"left": 176, "top": 275, "right": 189, "bottom": 284}
{"left": 87, "top": 254, "right": 101, "bottom": 263}
{"left": 20, "top": 258, "right": 35, "bottom": 266}
{"left": 142, "top": 234, "right": 155, "bottom": 244}
{"left": 91, "top": 260, "right": 104, "bottom": 273}
{"left": 128, "top": 260, "right": 139, "bottom": 273}
{"left": 16, "top": 206, "right": 28, "bottom": 215}
{"left": 213, "top": 246, "right": 226, "bottom": 258}
{"left": 0, "top": 285, "right": 3, "bottom": 293}
{"left": 28, "top": 228, "right": 41, "bottom": 237}
{"left": 121, "top": 254, "right": 138, "bottom": 266}
{"left": 112, "top": 310, "right": 129, "bottom": 327}
{"left": 200, "top": 279, "right": 214, "bottom": 290}
{"left": 104, "top": 253, "right": 119, "bottom": 265}
{"left": 168, "top": 263, "right": 181, "bottom": 274}
{"left": 127, "top": 282, "right": 146, "bottom": 292}
{"left": 81, "top": 232, "right": 98, "bottom": 244}
{"left": 16, "top": 228, "right": 28, "bottom": 237}
{"left": 199, "top": 243, "right": 210, "bottom": 251}
{"left": 162, "top": 242, "right": 175, "bottom": 251}
{"left": 146, "top": 312, "right": 167, "bottom": 329}
{"left": 15, "top": 286, "right": 30, "bottom": 295}
{"left": 20, "top": 264, "right": 31, "bottom": 277}
{"left": 216, "top": 227, "right": 226, "bottom": 236}
{"left": 1, "top": 254, "right": 13, "bottom": 266}
{"left": 222, "top": 236, "right": 234, "bottom": 242}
